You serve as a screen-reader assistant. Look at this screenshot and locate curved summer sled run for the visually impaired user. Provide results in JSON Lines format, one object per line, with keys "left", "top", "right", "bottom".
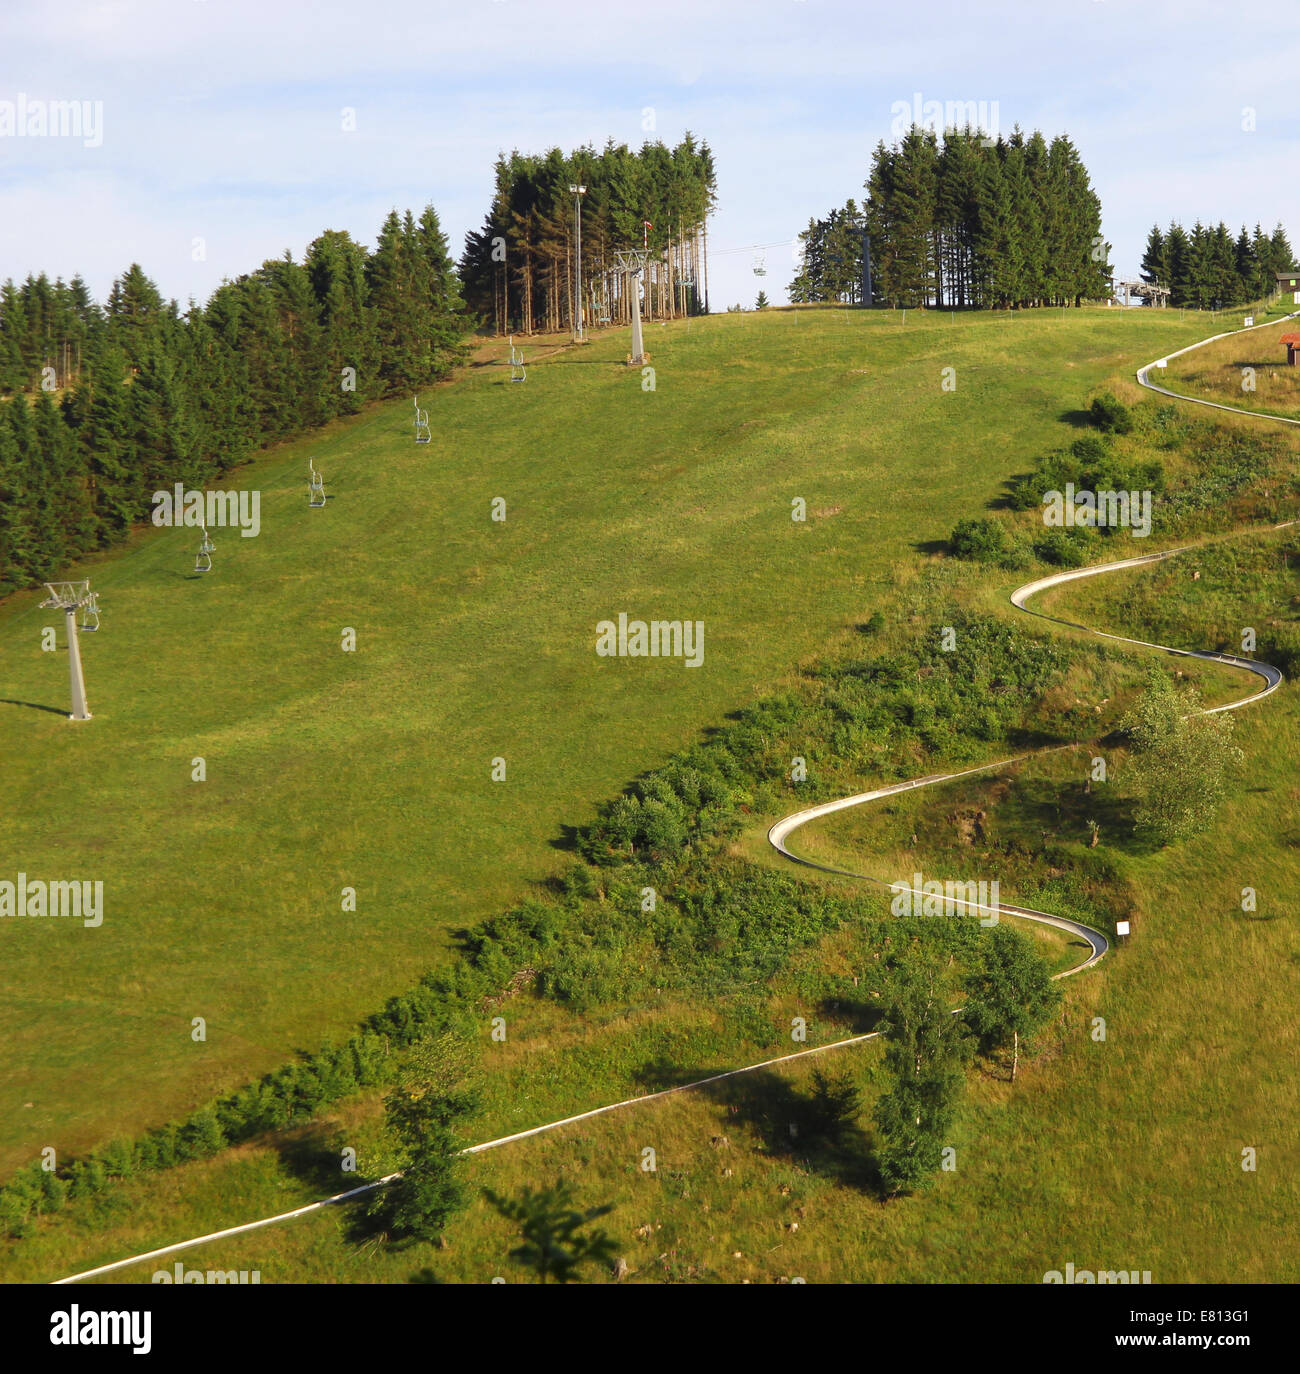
{"left": 53, "top": 324, "right": 1293, "bottom": 1284}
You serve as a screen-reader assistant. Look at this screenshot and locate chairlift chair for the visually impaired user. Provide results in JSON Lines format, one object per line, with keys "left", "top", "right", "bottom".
{"left": 195, "top": 526, "right": 215, "bottom": 573}
{"left": 753, "top": 253, "right": 767, "bottom": 278}
{"left": 414, "top": 394, "right": 431, "bottom": 444}
{"left": 508, "top": 335, "right": 527, "bottom": 383}
{"left": 308, "top": 460, "right": 326, "bottom": 507}
{"left": 79, "top": 592, "right": 101, "bottom": 632}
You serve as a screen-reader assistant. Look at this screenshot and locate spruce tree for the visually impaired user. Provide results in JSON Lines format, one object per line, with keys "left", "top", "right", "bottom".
{"left": 78, "top": 344, "right": 134, "bottom": 544}
{"left": 888, "top": 127, "right": 938, "bottom": 307}
{"left": 1140, "top": 225, "right": 1167, "bottom": 285}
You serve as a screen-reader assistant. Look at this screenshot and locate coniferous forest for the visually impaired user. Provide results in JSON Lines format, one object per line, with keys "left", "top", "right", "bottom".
{"left": 459, "top": 136, "right": 718, "bottom": 334}
{"left": 4, "top": 132, "right": 1296, "bottom": 603}
{"left": 1139, "top": 221, "right": 1296, "bottom": 308}
{"left": 788, "top": 200, "right": 868, "bottom": 304}
{"left": 793, "top": 127, "right": 1112, "bottom": 309}
{"left": 0, "top": 206, "right": 464, "bottom": 597}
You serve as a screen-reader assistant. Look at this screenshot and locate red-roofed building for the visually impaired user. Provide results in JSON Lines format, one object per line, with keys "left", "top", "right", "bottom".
{"left": 1280, "top": 333, "right": 1300, "bottom": 366}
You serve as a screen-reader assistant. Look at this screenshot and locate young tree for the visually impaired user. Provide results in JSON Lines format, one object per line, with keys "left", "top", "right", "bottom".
{"left": 484, "top": 1179, "right": 617, "bottom": 1283}
{"left": 871, "top": 954, "right": 971, "bottom": 1196}
{"left": 755, "top": 290, "right": 769, "bottom": 309}
{"left": 367, "top": 1034, "right": 480, "bottom": 1244}
{"left": 1119, "top": 673, "right": 1244, "bottom": 845}
{"left": 962, "top": 925, "right": 1060, "bottom": 1080}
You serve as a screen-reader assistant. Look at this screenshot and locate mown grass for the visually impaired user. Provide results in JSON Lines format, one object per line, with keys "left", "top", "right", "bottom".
{"left": 0, "top": 305, "right": 1223, "bottom": 1176}
{"left": 41, "top": 535, "right": 1293, "bottom": 1286}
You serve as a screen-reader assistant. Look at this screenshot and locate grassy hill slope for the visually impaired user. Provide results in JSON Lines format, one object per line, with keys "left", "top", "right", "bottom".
{"left": 0, "top": 305, "right": 1223, "bottom": 1177}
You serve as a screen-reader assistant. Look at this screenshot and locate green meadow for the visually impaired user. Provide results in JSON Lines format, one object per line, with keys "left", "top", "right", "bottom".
{"left": 4, "top": 302, "right": 1293, "bottom": 1284}
{"left": 27, "top": 518, "right": 1294, "bottom": 1288}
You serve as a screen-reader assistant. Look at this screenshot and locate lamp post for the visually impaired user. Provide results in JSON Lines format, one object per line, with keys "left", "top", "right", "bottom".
{"left": 569, "top": 183, "right": 586, "bottom": 342}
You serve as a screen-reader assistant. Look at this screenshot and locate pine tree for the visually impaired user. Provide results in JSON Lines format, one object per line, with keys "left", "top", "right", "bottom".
{"left": 1269, "top": 223, "right": 1296, "bottom": 279}
{"left": 262, "top": 253, "right": 328, "bottom": 428}
{"left": 105, "top": 264, "right": 165, "bottom": 374}
{"left": 1166, "top": 222, "right": 1192, "bottom": 305}
{"left": 6, "top": 395, "right": 58, "bottom": 582}
{"left": 973, "top": 140, "right": 1020, "bottom": 308}
{"left": 33, "top": 389, "right": 92, "bottom": 564}
{"left": 887, "top": 127, "right": 938, "bottom": 307}
{"left": 416, "top": 204, "right": 467, "bottom": 374}
{"left": 1140, "top": 225, "right": 1167, "bottom": 285}
{"left": 306, "top": 229, "right": 377, "bottom": 412}
{"left": 0, "top": 407, "right": 31, "bottom": 592}
{"left": 0, "top": 280, "right": 29, "bottom": 393}
{"left": 76, "top": 344, "right": 134, "bottom": 544}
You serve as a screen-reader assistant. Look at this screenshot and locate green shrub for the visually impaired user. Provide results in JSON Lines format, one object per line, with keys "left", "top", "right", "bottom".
{"left": 1034, "top": 527, "right": 1092, "bottom": 567}
{"left": 949, "top": 516, "right": 1008, "bottom": 563}
{"left": 1089, "top": 391, "right": 1133, "bottom": 433}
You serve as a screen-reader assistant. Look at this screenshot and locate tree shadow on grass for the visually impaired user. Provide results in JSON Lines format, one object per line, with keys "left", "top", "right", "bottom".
{"left": 700, "top": 1068, "right": 883, "bottom": 1196}
{"left": 631, "top": 1054, "right": 734, "bottom": 1094}
{"left": 1003, "top": 723, "right": 1084, "bottom": 751}
{"left": 549, "top": 823, "right": 582, "bottom": 853}
{"left": 990, "top": 773, "right": 1160, "bottom": 855}
{"left": 812, "top": 998, "right": 886, "bottom": 1035}
{"left": 988, "top": 473, "right": 1035, "bottom": 511}
{"left": 631, "top": 1050, "right": 885, "bottom": 1191}
{"left": 267, "top": 1119, "right": 356, "bottom": 1198}
{"left": 263, "top": 1118, "right": 405, "bottom": 1248}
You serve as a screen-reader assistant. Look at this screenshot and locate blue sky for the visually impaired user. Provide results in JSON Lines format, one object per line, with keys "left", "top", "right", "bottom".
{"left": 1, "top": 0, "right": 1297, "bottom": 312}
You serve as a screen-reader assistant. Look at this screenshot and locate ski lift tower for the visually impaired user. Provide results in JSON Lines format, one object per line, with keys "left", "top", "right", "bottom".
{"left": 614, "top": 248, "right": 648, "bottom": 366}
{"left": 40, "top": 579, "right": 97, "bottom": 720}
{"left": 569, "top": 183, "right": 586, "bottom": 342}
